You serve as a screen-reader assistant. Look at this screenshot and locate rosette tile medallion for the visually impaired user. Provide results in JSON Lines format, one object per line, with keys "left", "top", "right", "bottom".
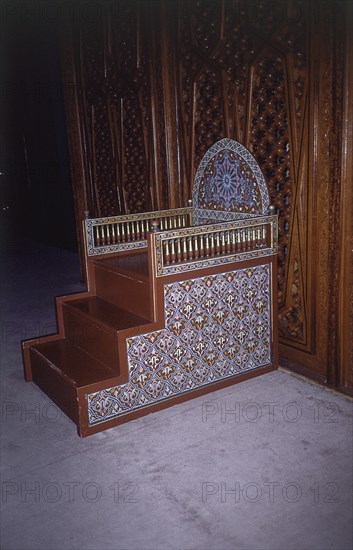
{"left": 193, "top": 138, "right": 269, "bottom": 223}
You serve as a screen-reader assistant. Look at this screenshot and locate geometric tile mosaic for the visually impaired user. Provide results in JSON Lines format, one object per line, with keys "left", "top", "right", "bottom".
{"left": 87, "top": 264, "right": 272, "bottom": 425}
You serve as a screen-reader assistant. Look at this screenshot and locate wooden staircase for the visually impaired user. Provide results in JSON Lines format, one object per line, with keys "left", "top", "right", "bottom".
{"left": 23, "top": 250, "right": 155, "bottom": 433}
{"left": 22, "top": 201, "right": 278, "bottom": 437}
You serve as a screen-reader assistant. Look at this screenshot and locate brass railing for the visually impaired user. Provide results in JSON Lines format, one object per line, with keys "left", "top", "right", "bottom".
{"left": 152, "top": 216, "right": 278, "bottom": 277}
{"left": 84, "top": 207, "right": 193, "bottom": 256}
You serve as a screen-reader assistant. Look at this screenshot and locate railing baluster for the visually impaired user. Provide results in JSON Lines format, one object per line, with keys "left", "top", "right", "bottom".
{"left": 170, "top": 239, "right": 176, "bottom": 263}
{"left": 164, "top": 240, "right": 170, "bottom": 264}
{"left": 193, "top": 235, "right": 199, "bottom": 258}
{"left": 215, "top": 232, "right": 221, "bottom": 254}
{"left": 130, "top": 221, "right": 135, "bottom": 240}
{"left": 199, "top": 234, "right": 205, "bottom": 258}
{"left": 221, "top": 232, "right": 226, "bottom": 254}
{"left": 176, "top": 238, "right": 182, "bottom": 261}
{"left": 230, "top": 230, "right": 235, "bottom": 252}
{"left": 210, "top": 234, "right": 215, "bottom": 256}
{"left": 100, "top": 225, "right": 106, "bottom": 246}
{"left": 188, "top": 237, "right": 194, "bottom": 260}
{"left": 251, "top": 228, "right": 256, "bottom": 248}
{"left": 225, "top": 231, "right": 231, "bottom": 253}
{"left": 111, "top": 223, "right": 116, "bottom": 243}
{"left": 94, "top": 226, "right": 100, "bottom": 247}
{"left": 182, "top": 237, "right": 188, "bottom": 260}
{"left": 242, "top": 229, "right": 247, "bottom": 251}
{"left": 106, "top": 224, "right": 111, "bottom": 245}
{"left": 236, "top": 230, "right": 241, "bottom": 251}
{"left": 248, "top": 228, "right": 253, "bottom": 248}
{"left": 205, "top": 234, "right": 210, "bottom": 256}
{"left": 255, "top": 227, "right": 260, "bottom": 248}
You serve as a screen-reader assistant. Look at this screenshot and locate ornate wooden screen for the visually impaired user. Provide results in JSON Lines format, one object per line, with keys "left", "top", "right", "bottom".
{"left": 61, "top": 0, "right": 352, "bottom": 395}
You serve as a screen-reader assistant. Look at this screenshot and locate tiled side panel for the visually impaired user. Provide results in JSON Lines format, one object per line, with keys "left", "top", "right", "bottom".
{"left": 87, "top": 264, "right": 272, "bottom": 424}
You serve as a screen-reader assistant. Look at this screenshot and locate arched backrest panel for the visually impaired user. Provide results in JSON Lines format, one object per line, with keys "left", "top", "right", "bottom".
{"left": 192, "top": 138, "right": 270, "bottom": 224}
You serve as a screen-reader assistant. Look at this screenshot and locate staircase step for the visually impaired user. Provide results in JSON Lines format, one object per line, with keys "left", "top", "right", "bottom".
{"left": 30, "top": 338, "right": 118, "bottom": 388}
{"left": 29, "top": 339, "right": 119, "bottom": 430}
{"left": 62, "top": 297, "right": 150, "bottom": 372}
{"left": 94, "top": 251, "right": 149, "bottom": 282}
{"left": 94, "top": 255, "right": 152, "bottom": 319}
{"left": 64, "top": 296, "right": 150, "bottom": 332}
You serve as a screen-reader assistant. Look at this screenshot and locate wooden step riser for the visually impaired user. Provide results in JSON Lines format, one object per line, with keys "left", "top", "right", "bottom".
{"left": 94, "top": 266, "right": 151, "bottom": 319}
{"left": 30, "top": 349, "right": 80, "bottom": 425}
{"left": 62, "top": 306, "right": 120, "bottom": 373}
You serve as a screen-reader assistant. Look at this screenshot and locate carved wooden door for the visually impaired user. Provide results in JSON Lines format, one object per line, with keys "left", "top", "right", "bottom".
{"left": 61, "top": 0, "right": 352, "bottom": 395}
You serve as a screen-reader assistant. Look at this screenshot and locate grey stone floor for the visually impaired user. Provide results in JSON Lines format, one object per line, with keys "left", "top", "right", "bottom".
{"left": 1, "top": 239, "right": 352, "bottom": 550}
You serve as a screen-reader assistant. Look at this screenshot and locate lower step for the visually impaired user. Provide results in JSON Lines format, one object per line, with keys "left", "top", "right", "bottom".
{"left": 29, "top": 339, "right": 119, "bottom": 426}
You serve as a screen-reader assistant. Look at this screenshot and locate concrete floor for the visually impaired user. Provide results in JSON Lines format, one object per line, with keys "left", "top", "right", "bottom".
{"left": 1, "top": 238, "right": 352, "bottom": 550}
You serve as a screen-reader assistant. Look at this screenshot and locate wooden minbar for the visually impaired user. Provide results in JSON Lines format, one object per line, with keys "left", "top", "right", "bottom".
{"left": 22, "top": 139, "right": 278, "bottom": 436}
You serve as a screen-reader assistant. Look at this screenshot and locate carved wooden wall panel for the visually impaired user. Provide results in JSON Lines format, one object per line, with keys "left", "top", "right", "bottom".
{"left": 339, "top": 2, "right": 353, "bottom": 395}
{"left": 61, "top": 0, "right": 352, "bottom": 395}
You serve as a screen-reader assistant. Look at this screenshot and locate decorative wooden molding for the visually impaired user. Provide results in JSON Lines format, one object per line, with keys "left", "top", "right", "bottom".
{"left": 338, "top": 1, "right": 353, "bottom": 395}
